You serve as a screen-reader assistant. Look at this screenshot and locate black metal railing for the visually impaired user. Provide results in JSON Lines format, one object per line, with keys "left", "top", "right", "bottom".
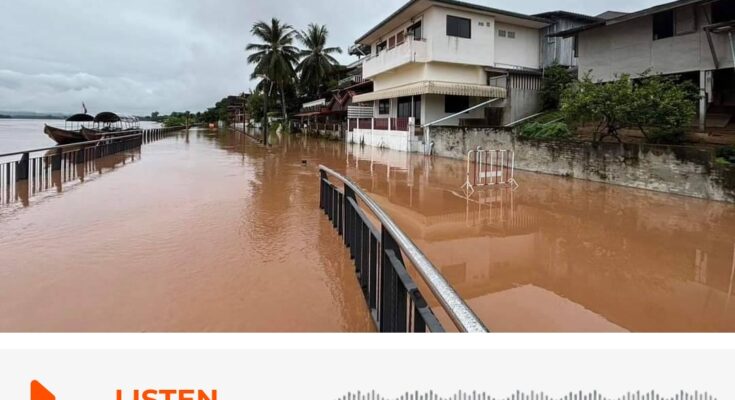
{"left": 0, "top": 126, "right": 185, "bottom": 205}
{"left": 319, "top": 165, "right": 488, "bottom": 333}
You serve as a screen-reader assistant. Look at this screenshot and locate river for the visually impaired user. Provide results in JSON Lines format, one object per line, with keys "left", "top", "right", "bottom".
{"left": 0, "top": 119, "right": 163, "bottom": 154}
{"left": 0, "top": 121, "right": 734, "bottom": 332}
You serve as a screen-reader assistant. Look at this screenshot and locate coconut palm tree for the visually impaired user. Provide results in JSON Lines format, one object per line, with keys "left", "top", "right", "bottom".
{"left": 297, "top": 24, "right": 343, "bottom": 97}
{"left": 246, "top": 18, "right": 299, "bottom": 121}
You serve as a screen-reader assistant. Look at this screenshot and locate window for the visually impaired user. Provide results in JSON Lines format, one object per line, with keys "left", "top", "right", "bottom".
{"left": 376, "top": 41, "right": 387, "bottom": 54}
{"left": 397, "top": 97, "right": 412, "bottom": 118}
{"left": 653, "top": 10, "right": 674, "bottom": 40}
{"left": 378, "top": 99, "right": 390, "bottom": 115}
{"left": 447, "top": 15, "right": 471, "bottom": 39}
{"left": 507, "top": 31, "right": 516, "bottom": 39}
{"left": 712, "top": 0, "right": 735, "bottom": 23}
{"left": 396, "top": 31, "right": 405, "bottom": 45}
{"left": 498, "top": 29, "right": 506, "bottom": 37}
{"left": 445, "top": 95, "right": 470, "bottom": 114}
{"left": 388, "top": 36, "right": 396, "bottom": 49}
{"left": 407, "top": 21, "right": 422, "bottom": 40}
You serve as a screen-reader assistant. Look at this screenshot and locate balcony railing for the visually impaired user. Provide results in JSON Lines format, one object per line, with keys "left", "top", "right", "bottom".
{"left": 363, "top": 39, "right": 428, "bottom": 79}
{"left": 349, "top": 117, "right": 411, "bottom": 132}
{"left": 338, "top": 75, "right": 368, "bottom": 88}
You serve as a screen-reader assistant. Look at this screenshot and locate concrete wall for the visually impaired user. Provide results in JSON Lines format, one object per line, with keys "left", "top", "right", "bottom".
{"left": 494, "top": 22, "right": 541, "bottom": 69}
{"left": 424, "top": 94, "right": 486, "bottom": 126}
{"left": 372, "top": 62, "right": 486, "bottom": 92}
{"left": 578, "top": 3, "right": 734, "bottom": 81}
{"left": 347, "top": 128, "right": 413, "bottom": 152}
{"left": 429, "top": 126, "right": 735, "bottom": 202}
{"left": 423, "top": 6, "right": 496, "bottom": 67}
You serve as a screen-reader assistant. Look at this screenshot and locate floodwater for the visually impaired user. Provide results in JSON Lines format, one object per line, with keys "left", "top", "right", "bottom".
{"left": 0, "top": 119, "right": 163, "bottom": 154}
{"left": 0, "top": 123, "right": 734, "bottom": 332}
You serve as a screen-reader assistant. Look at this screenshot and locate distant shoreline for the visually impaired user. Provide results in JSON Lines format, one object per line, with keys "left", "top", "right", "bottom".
{"left": 0, "top": 116, "right": 66, "bottom": 120}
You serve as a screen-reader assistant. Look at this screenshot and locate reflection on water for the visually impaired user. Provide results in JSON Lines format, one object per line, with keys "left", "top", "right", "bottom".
{"left": 344, "top": 144, "right": 735, "bottom": 332}
{"left": 0, "top": 127, "right": 733, "bottom": 332}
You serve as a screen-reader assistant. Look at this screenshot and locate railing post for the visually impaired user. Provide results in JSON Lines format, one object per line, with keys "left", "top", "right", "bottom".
{"left": 74, "top": 146, "right": 86, "bottom": 164}
{"left": 15, "top": 152, "right": 29, "bottom": 182}
{"left": 380, "top": 229, "right": 407, "bottom": 332}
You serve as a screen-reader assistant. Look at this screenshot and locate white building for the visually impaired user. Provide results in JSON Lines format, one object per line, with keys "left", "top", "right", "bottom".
{"left": 348, "top": 0, "right": 551, "bottom": 152}
{"left": 553, "top": 0, "right": 735, "bottom": 130}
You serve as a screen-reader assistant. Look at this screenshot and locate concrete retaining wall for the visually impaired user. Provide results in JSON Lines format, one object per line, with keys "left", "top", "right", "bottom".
{"left": 430, "top": 126, "right": 735, "bottom": 203}
{"left": 347, "top": 129, "right": 411, "bottom": 152}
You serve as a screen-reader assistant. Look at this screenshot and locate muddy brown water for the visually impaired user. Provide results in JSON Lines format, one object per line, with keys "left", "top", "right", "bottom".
{"left": 0, "top": 127, "right": 734, "bottom": 332}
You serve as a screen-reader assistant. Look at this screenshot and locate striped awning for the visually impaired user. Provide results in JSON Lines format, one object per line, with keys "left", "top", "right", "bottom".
{"left": 352, "top": 81, "right": 506, "bottom": 103}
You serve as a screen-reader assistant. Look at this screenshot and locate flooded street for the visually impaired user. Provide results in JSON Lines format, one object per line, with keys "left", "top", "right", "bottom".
{"left": 1, "top": 127, "right": 734, "bottom": 332}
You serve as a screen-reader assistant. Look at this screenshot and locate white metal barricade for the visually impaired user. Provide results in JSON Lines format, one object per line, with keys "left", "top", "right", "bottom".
{"left": 461, "top": 147, "right": 518, "bottom": 196}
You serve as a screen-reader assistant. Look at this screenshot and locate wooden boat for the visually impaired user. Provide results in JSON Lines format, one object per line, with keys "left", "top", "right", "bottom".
{"left": 82, "top": 112, "right": 141, "bottom": 141}
{"left": 44, "top": 113, "right": 94, "bottom": 144}
{"left": 43, "top": 124, "right": 86, "bottom": 144}
{"left": 80, "top": 126, "right": 135, "bottom": 141}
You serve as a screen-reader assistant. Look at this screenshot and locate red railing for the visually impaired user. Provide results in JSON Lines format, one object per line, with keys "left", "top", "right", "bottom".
{"left": 374, "top": 118, "right": 389, "bottom": 130}
{"left": 392, "top": 117, "right": 409, "bottom": 131}
{"left": 348, "top": 118, "right": 411, "bottom": 132}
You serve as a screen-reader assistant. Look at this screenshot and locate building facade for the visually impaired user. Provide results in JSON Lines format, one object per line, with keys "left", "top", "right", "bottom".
{"left": 348, "top": 0, "right": 552, "bottom": 151}
{"left": 554, "top": 0, "right": 735, "bottom": 130}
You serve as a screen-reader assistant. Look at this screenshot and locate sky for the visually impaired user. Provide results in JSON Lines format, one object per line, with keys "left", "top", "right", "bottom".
{"left": 0, "top": 0, "right": 666, "bottom": 116}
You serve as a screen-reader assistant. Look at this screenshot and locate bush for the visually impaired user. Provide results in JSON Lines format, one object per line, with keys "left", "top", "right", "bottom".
{"left": 541, "top": 65, "right": 575, "bottom": 110}
{"left": 716, "top": 146, "right": 735, "bottom": 164}
{"left": 561, "top": 71, "right": 699, "bottom": 143}
{"left": 520, "top": 122, "right": 572, "bottom": 140}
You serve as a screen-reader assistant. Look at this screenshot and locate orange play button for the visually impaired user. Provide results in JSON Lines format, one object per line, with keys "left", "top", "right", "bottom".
{"left": 30, "top": 380, "right": 55, "bottom": 400}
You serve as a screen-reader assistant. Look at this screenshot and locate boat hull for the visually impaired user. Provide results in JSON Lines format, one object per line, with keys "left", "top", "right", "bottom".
{"left": 44, "top": 124, "right": 85, "bottom": 145}
{"left": 81, "top": 127, "right": 140, "bottom": 141}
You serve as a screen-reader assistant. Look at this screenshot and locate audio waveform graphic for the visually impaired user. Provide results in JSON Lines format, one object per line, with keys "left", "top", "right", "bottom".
{"left": 335, "top": 390, "right": 717, "bottom": 400}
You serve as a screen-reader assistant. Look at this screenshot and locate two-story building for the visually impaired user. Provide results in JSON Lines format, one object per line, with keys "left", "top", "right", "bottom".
{"left": 553, "top": 0, "right": 735, "bottom": 130}
{"left": 348, "top": 0, "right": 551, "bottom": 152}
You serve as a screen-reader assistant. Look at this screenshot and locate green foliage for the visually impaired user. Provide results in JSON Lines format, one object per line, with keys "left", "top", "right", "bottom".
{"left": 541, "top": 64, "right": 575, "bottom": 110}
{"left": 247, "top": 91, "right": 276, "bottom": 123}
{"left": 297, "top": 24, "right": 342, "bottom": 96}
{"left": 246, "top": 18, "right": 300, "bottom": 120}
{"left": 163, "top": 115, "right": 188, "bottom": 127}
{"left": 716, "top": 146, "right": 735, "bottom": 165}
{"left": 562, "top": 71, "right": 699, "bottom": 143}
{"left": 520, "top": 121, "right": 572, "bottom": 140}
{"left": 629, "top": 74, "right": 698, "bottom": 144}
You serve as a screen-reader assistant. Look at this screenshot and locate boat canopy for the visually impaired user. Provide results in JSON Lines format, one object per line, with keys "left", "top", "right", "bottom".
{"left": 66, "top": 113, "right": 95, "bottom": 122}
{"left": 94, "top": 112, "right": 139, "bottom": 123}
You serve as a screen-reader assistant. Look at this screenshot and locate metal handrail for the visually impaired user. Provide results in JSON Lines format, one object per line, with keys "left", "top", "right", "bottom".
{"left": 0, "top": 133, "right": 143, "bottom": 158}
{"left": 0, "top": 126, "right": 186, "bottom": 158}
{"left": 319, "top": 164, "right": 488, "bottom": 333}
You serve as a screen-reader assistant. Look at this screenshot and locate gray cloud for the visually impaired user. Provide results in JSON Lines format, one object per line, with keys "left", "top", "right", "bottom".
{"left": 0, "top": 0, "right": 664, "bottom": 115}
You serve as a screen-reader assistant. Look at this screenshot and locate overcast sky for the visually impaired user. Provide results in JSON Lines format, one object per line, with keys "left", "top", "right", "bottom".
{"left": 0, "top": 0, "right": 665, "bottom": 115}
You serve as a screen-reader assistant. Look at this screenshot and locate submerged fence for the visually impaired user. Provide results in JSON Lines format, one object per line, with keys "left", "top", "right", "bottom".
{"left": 319, "top": 165, "right": 488, "bottom": 333}
{"left": 0, "top": 126, "right": 185, "bottom": 205}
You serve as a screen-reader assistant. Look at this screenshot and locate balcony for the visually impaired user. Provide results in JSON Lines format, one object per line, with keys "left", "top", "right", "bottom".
{"left": 362, "top": 39, "right": 428, "bottom": 79}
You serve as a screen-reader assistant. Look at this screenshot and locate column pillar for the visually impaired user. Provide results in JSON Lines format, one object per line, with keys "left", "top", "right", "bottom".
{"left": 699, "top": 69, "right": 707, "bottom": 131}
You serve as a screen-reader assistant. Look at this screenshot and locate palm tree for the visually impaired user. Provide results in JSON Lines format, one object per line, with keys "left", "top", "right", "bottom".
{"left": 297, "top": 24, "right": 343, "bottom": 97}
{"left": 246, "top": 18, "right": 299, "bottom": 121}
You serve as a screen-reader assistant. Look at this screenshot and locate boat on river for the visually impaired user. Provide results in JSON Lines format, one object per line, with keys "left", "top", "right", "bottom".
{"left": 44, "top": 113, "right": 94, "bottom": 144}
{"left": 81, "top": 112, "right": 141, "bottom": 141}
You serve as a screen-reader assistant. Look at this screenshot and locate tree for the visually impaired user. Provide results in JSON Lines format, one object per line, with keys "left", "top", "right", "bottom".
{"left": 541, "top": 64, "right": 575, "bottom": 110}
{"left": 629, "top": 73, "right": 698, "bottom": 143}
{"left": 562, "top": 72, "right": 699, "bottom": 143}
{"left": 561, "top": 72, "right": 635, "bottom": 142}
{"left": 297, "top": 24, "right": 343, "bottom": 97}
{"left": 246, "top": 18, "right": 300, "bottom": 121}
{"left": 151, "top": 111, "right": 160, "bottom": 121}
